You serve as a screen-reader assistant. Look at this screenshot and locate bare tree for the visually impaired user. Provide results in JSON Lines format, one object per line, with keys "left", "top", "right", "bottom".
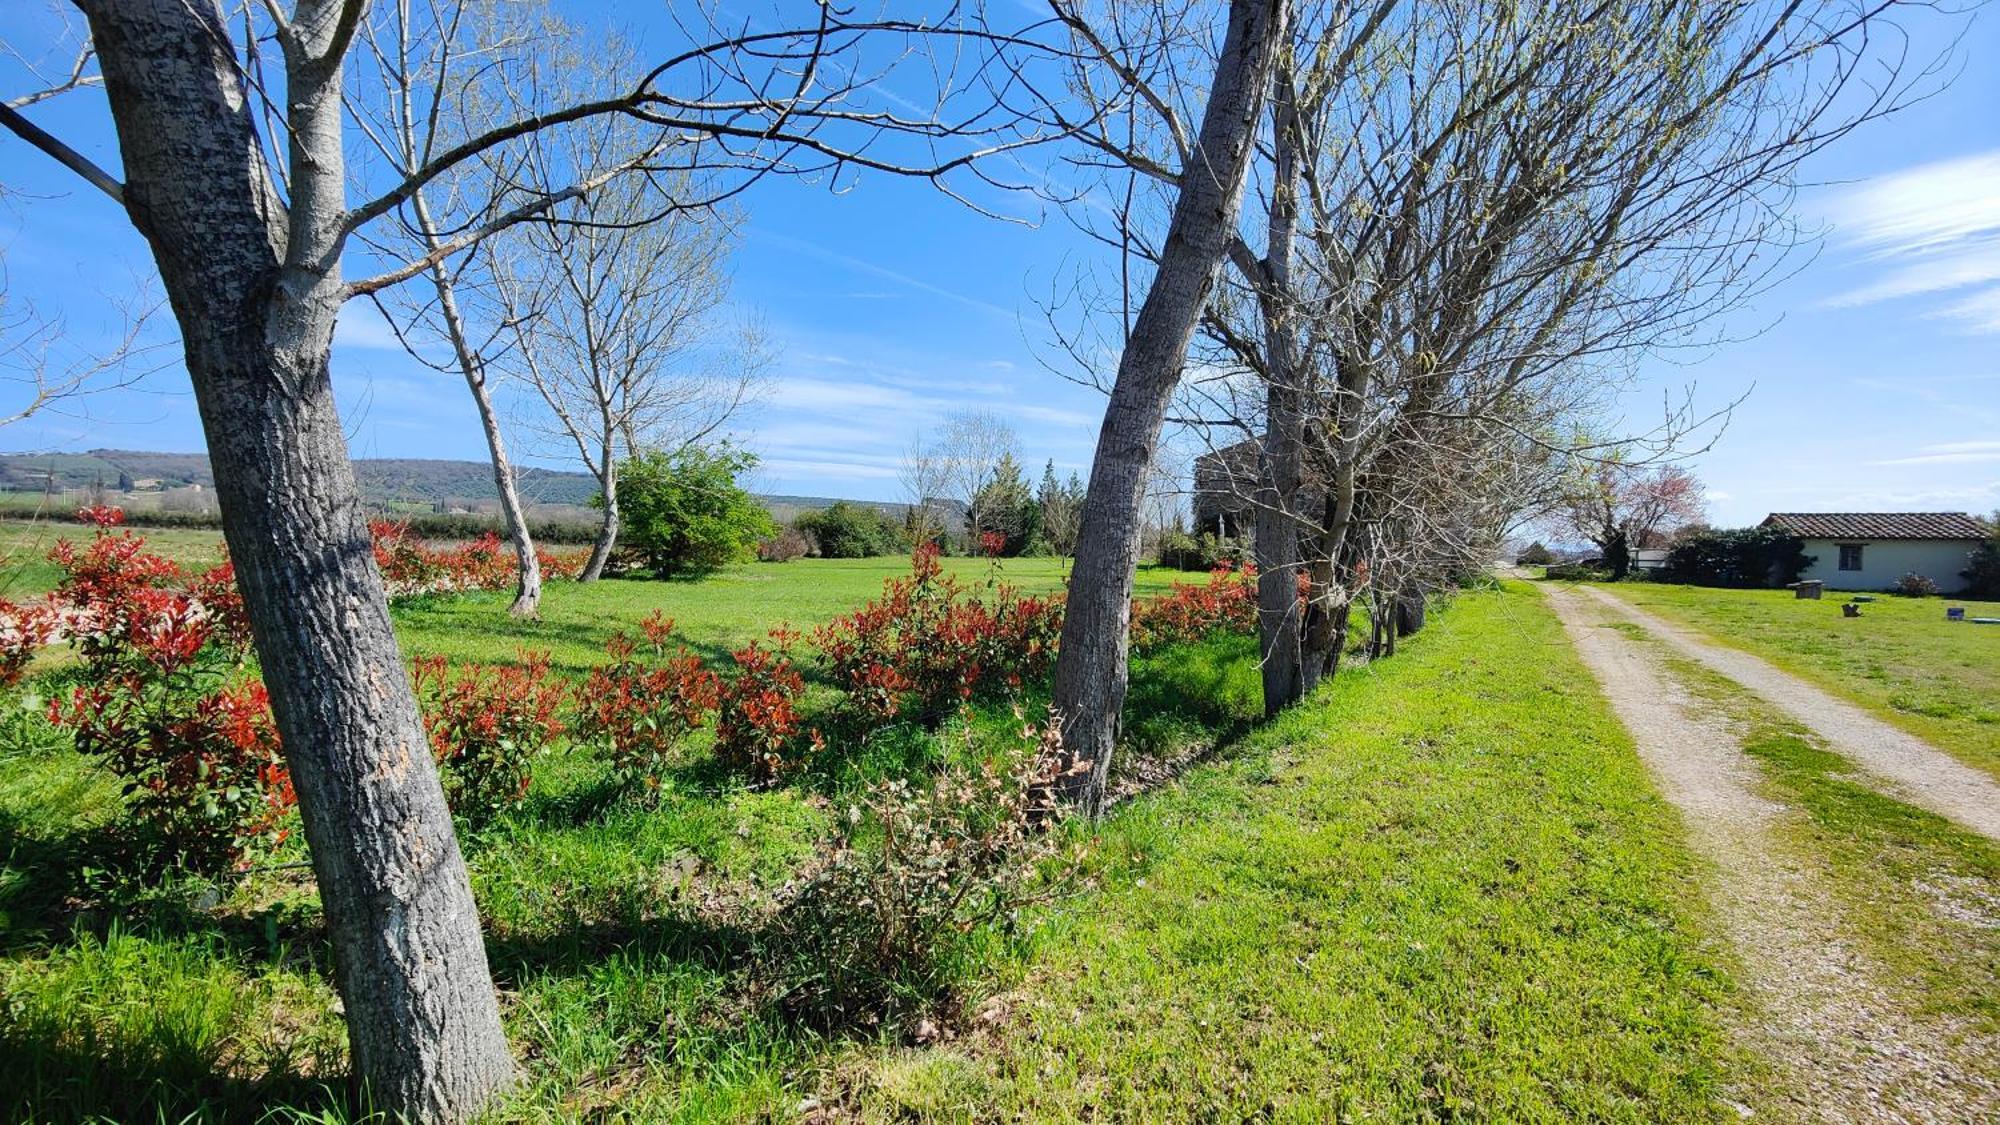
{"left": 936, "top": 408, "right": 1020, "bottom": 537}
{"left": 1046, "top": 0, "right": 1290, "bottom": 816}
{"left": 493, "top": 155, "right": 759, "bottom": 582}
{"left": 0, "top": 260, "right": 164, "bottom": 429}
{"left": 347, "top": 0, "right": 555, "bottom": 615}
{"left": 1199, "top": 0, "right": 1949, "bottom": 714}
{"left": 0, "top": 4, "right": 1092, "bottom": 1118}
{"left": 899, "top": 430, "right": 953, "bottom": 545}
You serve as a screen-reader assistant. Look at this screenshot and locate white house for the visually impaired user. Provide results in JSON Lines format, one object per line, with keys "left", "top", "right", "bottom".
{"left": 1760, "top": 512, "right": 1990, "bottom": 593}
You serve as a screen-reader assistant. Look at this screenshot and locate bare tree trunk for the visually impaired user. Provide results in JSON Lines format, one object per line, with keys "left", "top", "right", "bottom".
{"left": 1253, "top": 75, "right": 1303, "bottom": 718}
{"left": 1053, "top": 0, "right": 1284, "bottom": 815}
{"left": 412, "top": 198, "right": 542, "bottom": 617}
{"left": 79, "top": 3, "right": 514, "bottom": 1120}
{"left": 581, "top": 454, "right": 617, "bottom": 582}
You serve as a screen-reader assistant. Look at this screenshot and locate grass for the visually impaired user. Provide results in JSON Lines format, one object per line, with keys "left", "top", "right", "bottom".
{"left": 1658, "top": 649, "right": 2000, "bottom": 1038}
{"left": 395, "top": 556, "right": 1188, "bottom": 673}
{"left": 0, "top": 552, "right": 1238, "bottom": 1123}
{"left": 842, "top": 583, "right": 1756, "bottom": 1122}
{"left": 0, "top": 519, "right": 230, "bottom": 600}
{"left": 1595, "top": 582, "right": 2000, "bottom": 778}
{"left": 0, "top": 565, "right": 1754, "bottom": 1122}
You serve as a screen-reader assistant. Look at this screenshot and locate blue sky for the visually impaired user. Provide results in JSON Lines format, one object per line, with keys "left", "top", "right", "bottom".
{"left": 2, "top": 4, "right": 1996, "bottom": 528}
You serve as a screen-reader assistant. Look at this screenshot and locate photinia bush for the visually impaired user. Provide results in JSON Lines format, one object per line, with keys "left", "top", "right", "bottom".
{"left": 813, "top": 543, "right": 1062, "bottom": 726}
{"left": 1129, "top": 563, "right": 1259, "bottom": 652}
{"left": 713, "top": 630, "right": 822, "bottom": 780}
{"left": 50, "top": 677, "right": 293, "bottom": 872}
{"left": 370, "top": 520, "right": 588, "bottom": 597}
{"left": 42, "top": 507, "right": 294, "bottom": 872}
{"left": 575, "top": 612, "right": 720, "bottom": 793}
{"left": 0, "top": 598, "right": 58, "bottom": 685}
{"left": 410, "top": 652, "right": 568, "bottom": 821}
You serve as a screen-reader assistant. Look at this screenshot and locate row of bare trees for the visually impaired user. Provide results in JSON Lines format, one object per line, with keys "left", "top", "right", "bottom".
{"left": 1065, "top": 0, "right": 1944, "bottom": 743}
{"left": 0, "top": 0, "right": 1949, "bottom": 1120}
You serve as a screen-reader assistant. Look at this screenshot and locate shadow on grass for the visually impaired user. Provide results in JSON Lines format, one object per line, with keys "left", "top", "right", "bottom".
{"left": 0, "top": 1035, "right": 354, "bottom": 1125}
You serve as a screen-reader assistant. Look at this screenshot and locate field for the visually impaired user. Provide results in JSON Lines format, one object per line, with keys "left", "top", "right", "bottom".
{"left": 0, "top": 538, "right": 1761, "bottom": 1121}
{"left": 0, "top": 519, "right": 231, "bottom": 600}
{"left": 397, "top": 556, "right": 1188, "bottom": 672}
{"left": 1597, "top": 582, "right": 2000, "bottom": 777}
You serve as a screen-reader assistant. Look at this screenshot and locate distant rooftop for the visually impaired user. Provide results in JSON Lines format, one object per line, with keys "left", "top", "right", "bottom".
{"left": 1760, "top": 512, "right": 1990, "bottom": 540}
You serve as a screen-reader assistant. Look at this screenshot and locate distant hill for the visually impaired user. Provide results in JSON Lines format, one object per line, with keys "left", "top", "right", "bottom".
{"left": 0, "top": 448, "right": 909, "bottom": 520}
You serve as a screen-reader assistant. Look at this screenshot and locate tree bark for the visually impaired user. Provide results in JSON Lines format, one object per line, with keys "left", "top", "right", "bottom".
{"left": 1052, "top": 0, "right": 1285, "bottom": 816}
{"left": 78, "top": 3, "right": 515, "bottom": 1120}
{"left": 581, "top": 455, "right": 618, "bottom": 582}
{"left": 1253, "top": 73, "right": 1304, "bottom": 718}
{"left": 412, "top": 197, "right": 542, "bottom": 617}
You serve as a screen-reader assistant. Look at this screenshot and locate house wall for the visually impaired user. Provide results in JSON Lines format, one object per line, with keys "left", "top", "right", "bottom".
{"left": 1797, "top": 537, "right": 1979, "bottom": 592}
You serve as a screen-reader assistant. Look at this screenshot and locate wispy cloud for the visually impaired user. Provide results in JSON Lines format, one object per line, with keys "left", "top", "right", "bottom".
{"left": 1821, "top": 150, "right": 2000, "bottom": 334}
{"left": 1872, "top": 439, "right": 2000, "bottom": 467}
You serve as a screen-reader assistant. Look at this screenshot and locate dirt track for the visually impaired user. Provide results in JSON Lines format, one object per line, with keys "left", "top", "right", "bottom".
{"left": 1575, "top": 585, "right": 2000, "bottom": 843}
{"left": 1543, "top": 583, "right": 2000, "bottom": 1123}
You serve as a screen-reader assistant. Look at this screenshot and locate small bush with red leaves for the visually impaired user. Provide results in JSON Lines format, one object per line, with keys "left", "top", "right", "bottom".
{"left": 758, "top": 528, "right": 811, "bottom": 562}
{"left": 1129, "top": 563, "right": 1259, "bottom": 652}
{"left": 41, "top": 508, "right": 294, "bottom": 873}
{"left": 713, "top": 632, "right": 822, "bottom": 780}
{"left": 411, "top": 652, "right": 567, "bottom": 822}
{"left": 575, "top": 612, "right": 720, "bottom": 793}
{"left": 370, "top": 520, "right": 584, "bottom": 597}
{"left": 50, "top": 677, "right": 292, "bottom": 873}
{"left": 765, "top": 710, "right": 1085, "bottom": 1026}
{"left": 0, "top": 598, "right": 58, "bottom": 686}
{"left": 813, "top": 543, "right": 1063, "bottom": 726}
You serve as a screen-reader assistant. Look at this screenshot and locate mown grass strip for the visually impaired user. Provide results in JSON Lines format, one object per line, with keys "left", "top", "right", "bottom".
{"left": 847, "top": 583, "right": 1753, "bottom": 1122}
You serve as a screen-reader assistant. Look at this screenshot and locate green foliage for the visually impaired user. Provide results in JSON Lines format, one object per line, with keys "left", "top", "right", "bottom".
{"left": 793, "top": 500, "right": 906, "bottom": 558}
{"left": 855, "top": 584, "right": 1751, "bottom": 1120}
{"left": 1036, "top": 460, "right": 1085, "bottom": 556}
{"left": 764, "top": 717, "right": 1078, "bottom": 1027}
{"left": 1662, "top": 525, "right": 1813, "bottom": 587}
{"left": 615, "top": 444, "right": 774, "bottom": 578}
{"left": 1962, "top": 512, "right": 2000, "bottom": 598}
{"left": 968, "top": 453, "right": 1040, "bottom": 556}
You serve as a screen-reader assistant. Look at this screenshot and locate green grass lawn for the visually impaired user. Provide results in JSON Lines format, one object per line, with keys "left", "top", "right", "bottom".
{"left": 1596, "top": 582, "right": 2000, "bottom": 777}
{"left": 843, "top": 583, "right": 1755, "bottom": 1122}
{"left": 0, "top": 519, "right": 230, "bottom": 600}
{"left": 395, "top": 557, "right": 1189, "bottom": 672}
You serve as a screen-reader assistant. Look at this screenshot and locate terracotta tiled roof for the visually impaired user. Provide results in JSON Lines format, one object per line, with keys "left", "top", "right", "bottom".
{"left": 1760, "top": 512, "right": 1991, "bottom": 541}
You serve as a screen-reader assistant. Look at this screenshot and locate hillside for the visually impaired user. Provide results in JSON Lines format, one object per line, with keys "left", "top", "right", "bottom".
{"left": 0, "top": 449, "right": 909, "bottom": 518}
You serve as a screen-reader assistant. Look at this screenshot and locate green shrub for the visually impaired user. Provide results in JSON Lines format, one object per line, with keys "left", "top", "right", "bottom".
{"left": 614, "top": 444, "right": 774, "bottom": 578}
{"left": 1961, "top": 512, "right": 2000, "bottom": 598}
{"left": 763, "top": 714, "right": 1081, "bottom": 1027}
{"left": 795, "top": 501, "right": 906, "bottom": 558}
{"left": 1661, "top": 526, "right": 1812, "bottom": 587}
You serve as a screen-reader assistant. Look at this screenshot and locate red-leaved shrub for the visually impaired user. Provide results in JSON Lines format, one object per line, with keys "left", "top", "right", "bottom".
{"left": 42, "top": 507, "right": 295, "bottom": 872}
{"left": 575, "top": 612, "right": 720, "bottom": 792}
{"left": 713, "top": 631, "right": 822, "bottom": 780}
{"left": 0, "top": 599, "right": 57, "bottom": 685}
{"left": 813, "top": 543, "right": 1062, "bottom": 725}
{"left": 410, "top": 652, "right": 568, "bottom": 821}
{"left": 371, "top": 521, "right": 588, "bottom": 597}
{"left": 1129, "top": 563, "right": 1259, "bottom": 652}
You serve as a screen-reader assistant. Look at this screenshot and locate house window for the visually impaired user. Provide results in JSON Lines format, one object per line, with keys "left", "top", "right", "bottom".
{"left": 1838, "top": 543, "right": 1865, "bottom": 571}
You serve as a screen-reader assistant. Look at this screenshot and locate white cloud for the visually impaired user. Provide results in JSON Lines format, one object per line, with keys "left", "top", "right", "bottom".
{"left": 1871, "top": 439, "right": 2000, "bottom": 466}
{"left": 1821, "top": 150, "right": 2000, "bottom": 333}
